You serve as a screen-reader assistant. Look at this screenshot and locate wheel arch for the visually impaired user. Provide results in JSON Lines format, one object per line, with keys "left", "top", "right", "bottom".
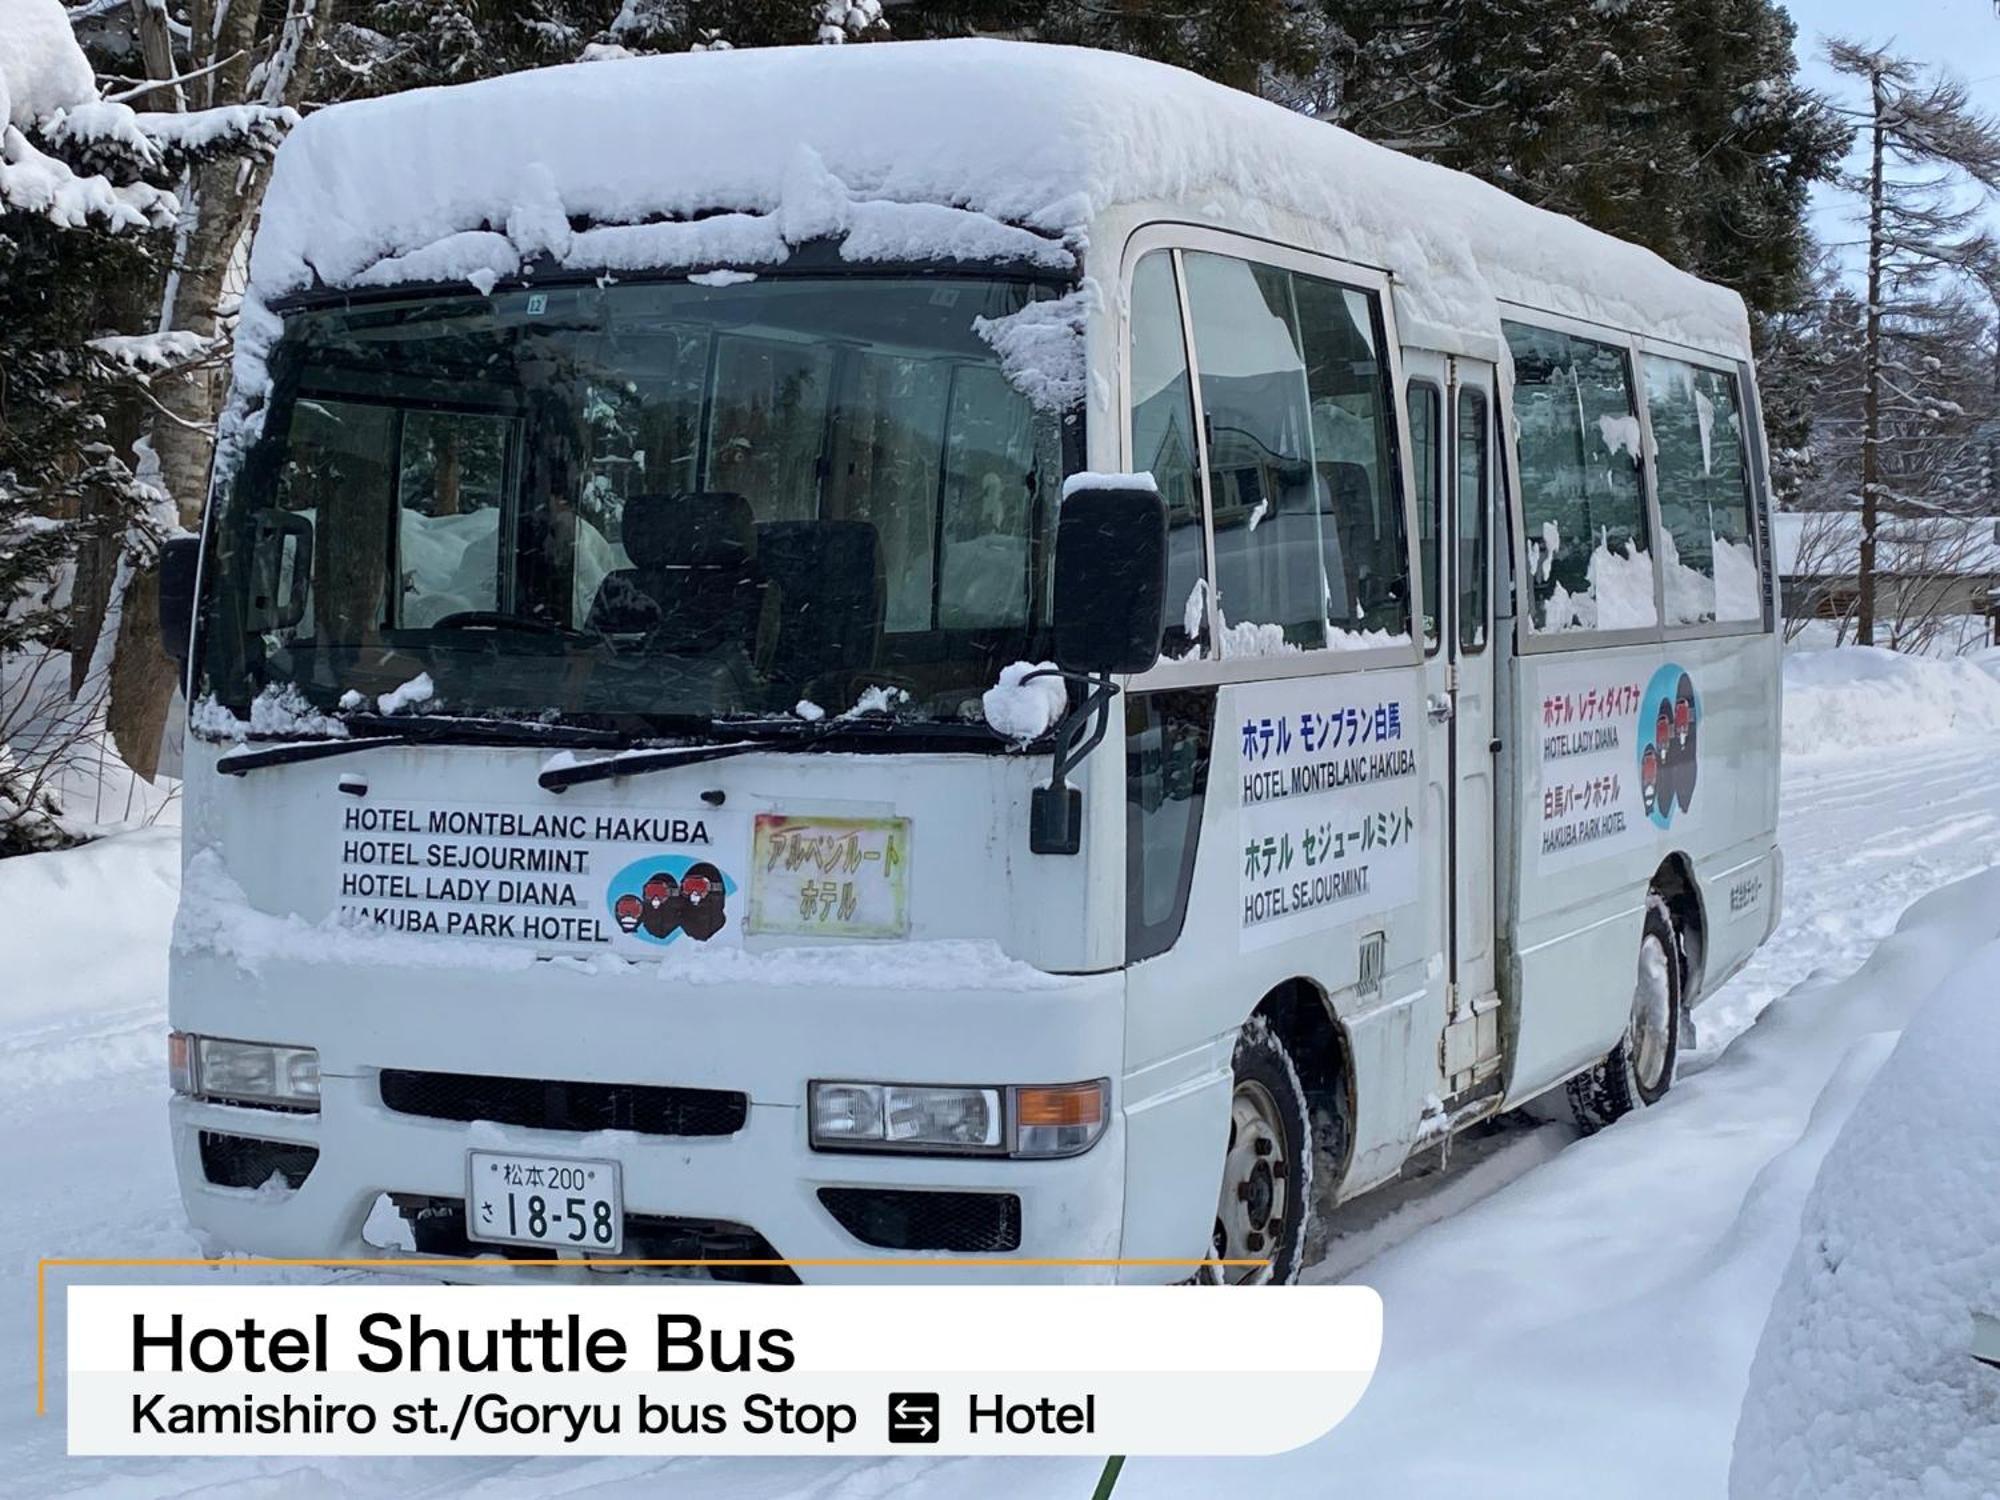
{"left": 1650, "top": 852, "right": 1708, "bottom": 1004}
{"left": 1247, "top": 977, "right": 1356, "bottom": 1191}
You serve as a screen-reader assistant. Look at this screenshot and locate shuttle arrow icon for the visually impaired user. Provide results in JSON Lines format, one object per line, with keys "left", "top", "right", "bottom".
{"left": 887, "top": 1393, "right": 939, "bottom": 1442}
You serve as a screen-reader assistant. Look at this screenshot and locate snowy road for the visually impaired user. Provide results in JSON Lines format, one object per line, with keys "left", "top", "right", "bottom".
{"left": 9, "top": 732, "right": 2000, "bottom": 1497}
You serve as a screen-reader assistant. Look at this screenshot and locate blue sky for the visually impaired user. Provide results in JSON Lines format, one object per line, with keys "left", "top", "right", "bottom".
{"left": 1781, "top": 0, "right": 2000, "bottom": 272}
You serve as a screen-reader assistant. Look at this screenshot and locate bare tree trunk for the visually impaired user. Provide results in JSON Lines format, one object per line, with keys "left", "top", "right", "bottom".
{"left": 104, "top": 0, "right": 332, "bottom": 777}
{"left": 126, "top": 0, "right": 181, "bottom": 108}
{"left": 1857, "top": 65, "right": 1885, "bottom": 649}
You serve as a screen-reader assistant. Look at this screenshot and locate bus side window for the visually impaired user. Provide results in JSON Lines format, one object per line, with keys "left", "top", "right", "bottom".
{"left": 1642, "top": 354, "right": 1759, "bottom": 625}
{"left": 1501, "top": 321, "right": 1654, "bottom": 634}
{"left": 1129, "top": 252, "right": 1209, "bottom": 659}
{"left": 1457, "top": 388, "right": 1489, "bottom": 653}
{"left": 1181, "top": 252, "right": 1324, "bottom": 650}
{"left": 1126, "top": 689, "right": 1216, "bottom": 964}
{"left": 1182, "top": 253, "right": 1408, "bottom": 652}
{"left": 1291, "top": 273, "right": 1408, "bottom": 643}
{"left": 1407, "top": 382, "right": 1442, "bottom": 652}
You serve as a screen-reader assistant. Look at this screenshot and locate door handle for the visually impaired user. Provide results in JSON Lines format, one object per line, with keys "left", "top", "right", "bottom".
{"left": 1426, "top": 693, "right": 1454, "bottom": 724}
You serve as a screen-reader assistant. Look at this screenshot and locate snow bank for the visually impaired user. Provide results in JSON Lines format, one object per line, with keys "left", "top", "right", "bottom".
{"left": 1782, "top": 647, "right": 2000, "bottom": 757}
{"left": 0, "top": 826, "right": 179, "bottom": 1029}
{"left": 1730, "top": 935, "right": 2000, "bottom": 1500}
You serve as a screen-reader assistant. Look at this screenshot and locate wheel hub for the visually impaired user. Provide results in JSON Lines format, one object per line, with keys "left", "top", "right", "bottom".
{"left": 1207, "top": 1079, "right": 1288, "bottom": 1284}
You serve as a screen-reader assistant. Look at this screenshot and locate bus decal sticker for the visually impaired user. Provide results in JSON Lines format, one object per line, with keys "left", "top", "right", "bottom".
{"left": 1535, "top": 659, "right": 1700, "bottom": 870}
{"left": 1637, "top": 665, "right": 1701, "bottom": 827}
{"left": 603, "top": 855, "right": 737, "bottom": 946}
{"left": 745, "top": 814, "right": 911, "bottom": 941}
{"left": 333, "top": 799, "right": 745, "bottom": 955}
{"left": 1233, "top": 680, "right": 1422, "bottom": 951}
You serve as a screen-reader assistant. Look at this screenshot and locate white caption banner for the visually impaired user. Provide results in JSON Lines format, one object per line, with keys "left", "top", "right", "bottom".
{"left": 67, "top": 1285, "right": 1381, "bottom": 1457}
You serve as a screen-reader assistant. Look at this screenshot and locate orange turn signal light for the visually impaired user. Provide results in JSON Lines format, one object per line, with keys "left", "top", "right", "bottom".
{"left": 1013, "top": 1081, "right": 1107, "bottom": 1129}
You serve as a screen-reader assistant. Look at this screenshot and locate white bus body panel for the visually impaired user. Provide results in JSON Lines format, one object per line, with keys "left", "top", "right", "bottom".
{"left": 1504, "top": 630, "right": 1781, "bottom": 1097}
{"left": 171, "top": 739, "right": 1155, "bottom": 1281}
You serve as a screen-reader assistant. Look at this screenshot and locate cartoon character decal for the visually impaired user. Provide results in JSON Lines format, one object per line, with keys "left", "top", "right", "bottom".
{"left": 605, "top": 855, "right": 737, "bottom": 946}
{"left": 1638, "top": 664, "right": 1701, "bottom": 828}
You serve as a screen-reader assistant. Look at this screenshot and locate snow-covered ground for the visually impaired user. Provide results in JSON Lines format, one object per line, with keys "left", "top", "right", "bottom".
{"left": 8, "top": 647, "right": 2000, "bottom": 1496}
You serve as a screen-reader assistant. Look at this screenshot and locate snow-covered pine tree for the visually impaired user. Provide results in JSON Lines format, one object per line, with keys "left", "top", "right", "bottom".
{"left": 2, "top": 0, "right": 181, "bottom": 852}
{"left": 1, "top": 0, "right": 296, "bottom": 847}
{"left": 88, "top": 0, "right": 321, "bottom": 780}
{"left": 1668, "top": 0, "right": 1847, "bottom": 321}
{"left": 887, "top": 0, "right": 1329, "bottom": 97}
{"left": 1825, "top": 38, "right": 2000, "bottom": 646}
{"left": 327, "top": 0, "right": 884, "bottom": 94}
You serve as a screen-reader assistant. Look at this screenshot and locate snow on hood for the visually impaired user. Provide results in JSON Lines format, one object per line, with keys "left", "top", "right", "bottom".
{"left": 243, "top": 40, "right": 1749, "bottom": 360}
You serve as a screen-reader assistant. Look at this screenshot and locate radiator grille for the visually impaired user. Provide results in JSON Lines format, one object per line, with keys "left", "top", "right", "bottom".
{"left": 379, "top": 1069, "right": 747, "bottom": 1137}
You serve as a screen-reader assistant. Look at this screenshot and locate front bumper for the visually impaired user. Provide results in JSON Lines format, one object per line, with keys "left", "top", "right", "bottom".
{"left": 169, "top": 952, "right": 1131, "bottom": 1284}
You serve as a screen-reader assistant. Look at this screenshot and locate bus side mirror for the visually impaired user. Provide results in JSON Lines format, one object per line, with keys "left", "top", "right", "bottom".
{"left": 1052, "top": 476, "right": 1167, "bottom": 677}
{"left": 157, "top": 534, "right": 201, "bottom": 688}
{"left": 1030, "top": 477, "right": 1166, "bottom": 857}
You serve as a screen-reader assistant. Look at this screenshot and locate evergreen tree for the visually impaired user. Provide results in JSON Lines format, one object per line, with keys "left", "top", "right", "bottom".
{"left": 889, "top": 0, "right": 1329, "bottom": 96}
{"left": 2, "top": 3, "right": 181, "bottom": 850}
{"left": 327, "top": 0, "right": 884, "bottom": 97}
{"left": 1329, "top": 0, "right": 1846, "bottom": 319}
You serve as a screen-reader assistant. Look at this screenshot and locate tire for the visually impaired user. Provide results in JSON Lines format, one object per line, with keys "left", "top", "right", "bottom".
{"left": 1567, "top": 900, "right": 1683, "bottom": 1134}
{"left": 1199, "top": 1021, "right": 1315, "bottom": 1285}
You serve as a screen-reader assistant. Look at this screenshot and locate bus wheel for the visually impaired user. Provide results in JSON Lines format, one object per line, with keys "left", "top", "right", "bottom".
{"left": 1567, "top": 900, "right": 1682, "bottom": 1133}
{"left": 1200, "top": 1023, "right": 1312, "bottom": 1285}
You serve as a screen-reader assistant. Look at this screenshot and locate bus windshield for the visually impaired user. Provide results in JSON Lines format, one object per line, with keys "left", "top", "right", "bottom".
{"left": 199, "top": 272, "right": 1072, "bottom": 738}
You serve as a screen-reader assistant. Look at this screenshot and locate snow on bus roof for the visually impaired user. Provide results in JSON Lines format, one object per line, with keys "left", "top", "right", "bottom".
{"left": 247, "top": 39, "right": 1748, "bottom": 356}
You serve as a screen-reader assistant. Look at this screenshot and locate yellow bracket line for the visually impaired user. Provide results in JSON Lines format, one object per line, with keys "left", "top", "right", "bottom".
{"left": 37, "top": 1255, "right": 1269, "bottom": 1416}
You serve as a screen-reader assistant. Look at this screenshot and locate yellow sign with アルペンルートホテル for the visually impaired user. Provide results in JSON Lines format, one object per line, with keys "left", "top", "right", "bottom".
{"left": 746, "top": 813, "right": 910, "bottom": 939}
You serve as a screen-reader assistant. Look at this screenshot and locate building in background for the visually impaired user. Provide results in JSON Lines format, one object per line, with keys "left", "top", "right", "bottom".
{"left": 1773, "top": 511, "right": 2000, "bottom": 650}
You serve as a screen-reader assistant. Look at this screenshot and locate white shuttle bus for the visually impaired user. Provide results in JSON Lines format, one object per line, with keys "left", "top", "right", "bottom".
{"left": 160, "top": 41, "right": 1782, "bottom": 1283}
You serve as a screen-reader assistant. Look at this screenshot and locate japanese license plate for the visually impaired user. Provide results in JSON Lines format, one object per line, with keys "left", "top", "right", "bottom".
{"left": 466, "top": 1150, "right": 623, "bottom": 1254}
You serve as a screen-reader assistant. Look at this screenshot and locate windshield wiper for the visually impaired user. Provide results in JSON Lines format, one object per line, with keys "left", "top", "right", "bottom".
{"left": 217, "top": 735, "right": 412, "bottom": 777}
{"left": 537, "top": 718, "right": 1004, "bottom": 793}
{"left": 216, "top": 714, "right": 626, "bottom": 777}
{"left": 538, "top": 738, "right": 781, "bottom": 791}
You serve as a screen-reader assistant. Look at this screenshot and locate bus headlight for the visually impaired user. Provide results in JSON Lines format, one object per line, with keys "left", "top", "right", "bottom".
{"left": 808, "top": 1080, "right": 1108, "bottom": 1158}
{"left": 170, "top": 1032, "right": 321, "bottom": 1112}
{"left": 810, "top": 1082, "right": 1002, "bottom": 1152}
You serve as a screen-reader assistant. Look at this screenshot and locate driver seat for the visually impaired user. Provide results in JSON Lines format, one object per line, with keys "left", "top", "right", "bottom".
{"left": 586, "top": 492, "right": 763, "bottom": 653}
